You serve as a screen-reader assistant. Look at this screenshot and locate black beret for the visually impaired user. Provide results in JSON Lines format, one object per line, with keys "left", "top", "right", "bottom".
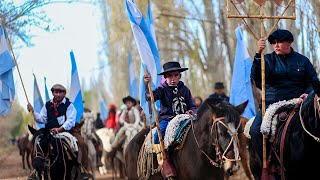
{"left": 267, "top": 29, "right": 294, "bottom": 43}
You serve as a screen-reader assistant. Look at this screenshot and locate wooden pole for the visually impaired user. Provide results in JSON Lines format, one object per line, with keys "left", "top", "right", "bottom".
{"left": 260, "top": 4, "right": 267, "bottom": 170}
{"left": 144, "top": 67, "right": 166, "bottom": 160}
{"left": 2, "top": 22, "right": 30, "bottom": 104}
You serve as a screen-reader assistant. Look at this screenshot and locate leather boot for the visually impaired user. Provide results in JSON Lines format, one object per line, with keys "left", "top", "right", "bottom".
{"left": 161, "top": 151, "right": 176, "bottom": 179}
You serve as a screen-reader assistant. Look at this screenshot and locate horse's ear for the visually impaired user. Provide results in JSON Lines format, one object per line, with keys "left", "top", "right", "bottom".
{"left": 28, "top": 124, "right": 37, "bottom": 135}
{"left": 235, "top": 100, "right": 248, "bottom": 115}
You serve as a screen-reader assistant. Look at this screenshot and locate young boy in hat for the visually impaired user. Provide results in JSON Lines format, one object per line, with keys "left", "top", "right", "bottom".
{"left": 110, "top": 96, "right": 141, "bottom": 151}
{"left": 144, "top": 61, "right": 197, "bottom": 178}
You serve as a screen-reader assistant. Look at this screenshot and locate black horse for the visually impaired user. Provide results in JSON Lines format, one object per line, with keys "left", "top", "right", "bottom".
{"left": 125, "top": 97, "right": 248, "bottom": 180}
{"left": 249, "top": 85, "right": 320, "bottom": 179}
{"left": 28, "top": 125, "right": 79, "bottom": 180}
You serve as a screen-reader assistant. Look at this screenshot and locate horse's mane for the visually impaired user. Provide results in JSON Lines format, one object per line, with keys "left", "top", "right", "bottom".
{"left": 197, "top": 97, "right": 240, "bottom": 124}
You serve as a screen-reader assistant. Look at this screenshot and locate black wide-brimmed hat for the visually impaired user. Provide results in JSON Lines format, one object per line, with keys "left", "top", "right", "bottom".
{"left": 158, "top": 61, "right": 188, "bottom": 75}
{"left": 122, "top": 96, "right": 137, "bottom": 106}
{"left": 214, "top": 82, "right": 225, "bottom": 89}
{"left": 267, "top": 29, "right": 294, "bottom": 44}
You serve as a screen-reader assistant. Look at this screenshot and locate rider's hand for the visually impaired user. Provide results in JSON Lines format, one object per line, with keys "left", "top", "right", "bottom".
{"left": 50, "top": 127, "right": 64, "bottom": 134}
{"left": 27, "top": 103, "right": 34, "bottom": 113}
{"left": 186, "top": 110, "right": 195, "bottom": 117}
{"left": 144, "top": 74, "right": 151, "bottom": 84}
{"left": 257, "top": 38, "right": 266, "bottom": 54}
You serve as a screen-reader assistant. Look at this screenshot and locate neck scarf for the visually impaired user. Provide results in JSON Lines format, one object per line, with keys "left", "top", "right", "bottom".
{"left": 172, "top": 87, "right": 187, "bottom": 116}
{"left": 50, "top": 100, "right": 62, "bottom": 117}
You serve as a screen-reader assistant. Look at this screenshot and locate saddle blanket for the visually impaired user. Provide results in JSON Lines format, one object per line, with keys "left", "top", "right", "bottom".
{"left": 53, "top": 132, "right": 78, "bottom": 152}
{"left": 144, "top": 114, "right": 192, "bottom": 153}
{"left": 260, "top": 98, "right": 299, "bottom": 142}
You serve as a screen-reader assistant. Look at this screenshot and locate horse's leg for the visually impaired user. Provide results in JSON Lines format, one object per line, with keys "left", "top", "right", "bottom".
{"left": 22, "top": 151, "right": 26, "bottom": 169}
{"left": 239, "top": 133, "right": 254, "bottom": 180}
{"left": 26, "top": 150, "right": 31, "bottom": 170}
{"left": 88, "top": 140, "right": 96, "bottom": 179}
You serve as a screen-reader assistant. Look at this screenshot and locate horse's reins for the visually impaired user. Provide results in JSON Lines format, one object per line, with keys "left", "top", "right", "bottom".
{"left": 190, "top": 113, "right": 241, "bottom": 168}
{"left": 299, "top": 95, "right": 320, "bottom": 142}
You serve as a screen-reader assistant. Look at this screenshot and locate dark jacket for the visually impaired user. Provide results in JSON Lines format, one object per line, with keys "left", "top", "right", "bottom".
{"left": 150, "top": 81, "right": 197, "bottom": 121}
{"left": 45, "top": 98, "right": 71, "bottom": 129}
{"left": 208, "top": 93, "right": 229, "bottom": 102}
{"left": 251, "top": 48, "right": 320, "bottom": 105}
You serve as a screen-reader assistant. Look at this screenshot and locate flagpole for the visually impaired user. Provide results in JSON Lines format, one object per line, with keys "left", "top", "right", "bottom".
{"left": 2, "top": 23, "right": 30, "bottom": 104}
{"left": 260, "top": 4, "right": 267, "bottom": 171}
{"left": 144, "top": 67, "right": 166, "bottom": 160}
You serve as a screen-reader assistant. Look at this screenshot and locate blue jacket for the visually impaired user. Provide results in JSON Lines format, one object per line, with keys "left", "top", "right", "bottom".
{"left": 251, "top": 48, "right": 320, "bottom": 105}
{"left": 151, "top": 81, "right": 197, "bottom": 121}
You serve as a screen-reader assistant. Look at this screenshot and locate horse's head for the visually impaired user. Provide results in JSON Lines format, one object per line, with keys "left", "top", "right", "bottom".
{"left": 28, "top": 125, "right": 51, "bottom": 173}
{"left": 198, "top": 98, "right": 247, "bottom": 176}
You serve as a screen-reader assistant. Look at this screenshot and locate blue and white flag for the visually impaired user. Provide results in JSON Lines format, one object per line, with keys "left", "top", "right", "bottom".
{"left": 128, "top": 50, "right": 138, "bottom": 99}
{"left": 146, "top": 0, "right": 157, "bottom": 48}
{"left": 69, "top": 51, "right": 84, "bottom": 123}
{"left": 44, "top": 77, "right": 50, "bottom": 103}
{"left": 33, "top": 74, "right": 45, "bottom": 129}
{"left": 144, "top": 0, "right": 161, "bottom": 114}
{"left": 0, "top": 21, "right": 15, "bottom": 116}
{"left": 99, "top": 94, "right": 108, "bottom": 121}
{"left": 229, "top": 27, "right": 256, "bottom": 120}
{"left": 125, "top": 0, "right": 161, "bottom": 125}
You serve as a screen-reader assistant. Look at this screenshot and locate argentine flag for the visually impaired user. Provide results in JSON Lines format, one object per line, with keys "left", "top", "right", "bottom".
{"left": 44, "top": 77, "right": 50, "bottom": 103}
{"left": 0, "top": 20, "right": 15, "bottom": 116}
{"left": 229, "top": 27, "right": 256, "bottom": 120}
{"left": 33, "top": 74, "right": 45, "bottom": 129}
{"left": 70, "top": 51, "right": 84, "bottom": 123}
{"left": 99, "top": 93, "right": 108, "bottom": 121}
{"left": 126, "top": 0, "right": 161, "bottom": 125}
{"left": 128, "top": 50, "right": 138, "bottom": 99}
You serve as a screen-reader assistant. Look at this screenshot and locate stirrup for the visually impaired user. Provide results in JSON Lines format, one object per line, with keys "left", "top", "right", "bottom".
{"left": 27, "top": 169, "right": 39, "bottom": 180}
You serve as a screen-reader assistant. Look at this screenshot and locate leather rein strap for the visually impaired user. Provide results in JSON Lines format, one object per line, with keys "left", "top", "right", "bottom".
{"left": 279, "top": 109, "right": 295, "bottom": 180}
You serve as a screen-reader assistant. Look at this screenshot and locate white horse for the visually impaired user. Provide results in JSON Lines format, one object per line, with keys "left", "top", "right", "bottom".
{"left": 95, "top": 127, "right": 115, "bottom": 175}
{"left": 81, "top": 112, "right": 97, "bottom": 179}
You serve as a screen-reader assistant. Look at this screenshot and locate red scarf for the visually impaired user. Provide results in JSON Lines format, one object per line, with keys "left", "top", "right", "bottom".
{"left": 50, "top": 101, "right": 62, "bottom": 117}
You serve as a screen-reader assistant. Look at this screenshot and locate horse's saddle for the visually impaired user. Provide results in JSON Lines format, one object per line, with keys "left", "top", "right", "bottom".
{"left": 144, "top": 114, "right": 195, "bottom": 155}
{"left": 261, "top": 98, "right": 299, "bottom": 142}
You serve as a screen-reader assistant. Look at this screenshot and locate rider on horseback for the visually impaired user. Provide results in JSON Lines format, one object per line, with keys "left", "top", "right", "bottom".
{"left": 144, "top": 61, "right": 197, "bottom": 179}
{"left": 110, "top": 96, "right": 141, "bottom": 151}
{"left": 27, "top": 84, "right": 90, "bottom": 179}
{"left": 250, "top": 29, "right": 320, "bottom": 173}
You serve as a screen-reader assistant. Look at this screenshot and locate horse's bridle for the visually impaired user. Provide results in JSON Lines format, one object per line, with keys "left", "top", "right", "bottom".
{"left": 190, "top": 114, "right": 241, "bottom": 168}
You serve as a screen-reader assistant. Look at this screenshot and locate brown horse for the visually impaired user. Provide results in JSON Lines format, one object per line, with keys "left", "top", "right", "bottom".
{"left": 125, "top": 97, "right": 248, "bottom": 180}
{"left": 17, "top": 133, "right": 33, "bottom": 170}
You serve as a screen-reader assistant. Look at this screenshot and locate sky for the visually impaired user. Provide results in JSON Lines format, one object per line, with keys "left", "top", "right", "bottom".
{"left": 13, "top": 2, "right": 106, "bottom": 107}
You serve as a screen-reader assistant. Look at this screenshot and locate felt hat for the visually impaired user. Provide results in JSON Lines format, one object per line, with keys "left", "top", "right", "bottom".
{"left": 158, "top": 61, "right": 188, "bottom": 75}
{"left": 214, "top": 82, "right": 225, "bottom": 89}
{"left": 122, "top": 96, "right": 137, "bottom": 106}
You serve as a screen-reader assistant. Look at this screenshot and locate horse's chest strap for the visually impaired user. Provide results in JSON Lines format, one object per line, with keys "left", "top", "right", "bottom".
{"left": 279, "top": 110, "right": 295, "bottom": 178}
